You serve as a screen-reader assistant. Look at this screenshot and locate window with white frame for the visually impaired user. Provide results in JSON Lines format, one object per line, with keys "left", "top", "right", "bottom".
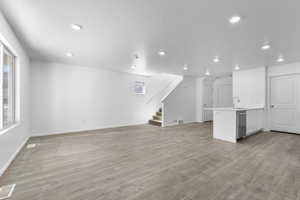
{"left": 0, "top": 42, "right": 16, "bottom": 130}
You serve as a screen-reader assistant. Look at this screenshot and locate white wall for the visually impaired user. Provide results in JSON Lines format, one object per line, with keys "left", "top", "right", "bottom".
{"left": 0, "top": 12, "right": 31, "bottom": 175}
{"left": 268, "top": 62, "right": 300, "bottom": 76}
{"left": 31, "top": 61, "right": 179, "bottom": 136}
{"left": 213, "top": 76, "right": 233, "bottom": 107}
{"left": 162, "top": 76, "right": 196, "bottom": 126}
{"left": 195, "top": 76, "right": 233, "bottom": 123}
{"left": 146, "top": 73, "right": 183, "bottom": 110}
{"left": 233, "top": 67, "right": 266, "bottom": 108}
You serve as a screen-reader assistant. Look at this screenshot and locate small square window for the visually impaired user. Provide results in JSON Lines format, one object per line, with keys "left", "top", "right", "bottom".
{"left": 134, "top": 81, "right": 146, "bottom": 95}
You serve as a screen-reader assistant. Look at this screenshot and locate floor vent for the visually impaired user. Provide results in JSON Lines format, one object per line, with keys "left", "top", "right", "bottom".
{"left": 26, "top": 144, "right": 37, "bottom": 149}
{"left": 0, "top": 184, "right": 16, "bottom": 200}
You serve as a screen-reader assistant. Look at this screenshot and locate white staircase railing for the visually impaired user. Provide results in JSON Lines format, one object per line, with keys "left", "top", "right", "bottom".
{"left": 146, "top": 76, "right": 183, "bottom": 106}
{"left": 160, "top": 76, "right": 183, "bottom": 103}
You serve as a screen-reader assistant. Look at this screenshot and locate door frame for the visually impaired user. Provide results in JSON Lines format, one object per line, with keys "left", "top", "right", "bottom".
{"left": 202, "top": 82, "right": 213, "bottom": 122}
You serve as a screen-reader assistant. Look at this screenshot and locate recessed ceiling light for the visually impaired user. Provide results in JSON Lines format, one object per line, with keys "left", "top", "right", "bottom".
{"left": 261, "top": 44, "right": 271, "bottom": 50}
{"left": 183, "top": 65, "right": 188, "bottom": 71}
{"left": 229, "top": 15, "right": 241, "bottom": 24}
{"left": 70, "top": 24, "right": 82, "bottom": 31}
{"left": 277, "top": 56, "right": 284, "bottom": 63}
{"left": 234, "top": 65, "right": 240, "bottom": 70}
{"left": 65, "top": 52, "right": 74, "bottom": 57}
{"left": 131, "top": 65, "right": 136, "bottom": 69}
{"left": 205, "top": 70, "right": 210, "bottom": 76}
{"left": 158, "top": 51, "right": 166, "bottom": 56}
{"left": 213, "top": 57, "right": 220, "bottom": 63}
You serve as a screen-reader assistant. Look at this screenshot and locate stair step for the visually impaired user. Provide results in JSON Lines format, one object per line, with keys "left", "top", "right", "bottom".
{"left": 149, "top": 119, "right": 162, "bottom": 126}
{"left": 153, "top": 115, "right": 162, "bottom": 120}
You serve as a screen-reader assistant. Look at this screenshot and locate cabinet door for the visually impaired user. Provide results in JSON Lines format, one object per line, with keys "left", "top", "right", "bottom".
{"left": 233, "top": 68, "right": 266, "bottom": 108}
{"left": 246, "top": 110, "right": 263, "bottom": 135}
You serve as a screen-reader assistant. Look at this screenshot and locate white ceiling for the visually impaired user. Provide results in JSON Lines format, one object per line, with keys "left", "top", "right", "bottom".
{"left": 0, "top": 0, "right": 300, "bottom": 76}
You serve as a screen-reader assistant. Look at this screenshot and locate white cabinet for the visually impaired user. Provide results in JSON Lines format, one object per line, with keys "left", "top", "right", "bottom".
{"left": 212, "top": 108, "right": 264, "bottom": 143}
{"left": 246, "top": 109, "right": 264, "bottom": 135}
{"left": 213, "top": 110, "right": 237, "bottom": 143}
{"left": 233, "top": 67, "right": 266, "bottom": 108}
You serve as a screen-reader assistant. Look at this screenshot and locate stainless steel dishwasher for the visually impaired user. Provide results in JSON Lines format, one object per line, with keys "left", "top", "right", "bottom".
{"left": 236, "top": 111, "right": 247, "bottom": 139}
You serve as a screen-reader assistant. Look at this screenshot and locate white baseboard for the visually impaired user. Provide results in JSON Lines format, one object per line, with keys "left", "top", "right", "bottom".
{"left": 31, "top": 122, "right": 148, "bottom": 137}
{"left": 163, "top": 122, "right": 179, "bottom": 127}
{"left": 247, "top": 128, "right": 264, "bottom": 136}
{"left": 163, "top": 120, "right": 197, "bottom": 127}
{"left": 0, "top": 136, "right": 29, "bottom": 177}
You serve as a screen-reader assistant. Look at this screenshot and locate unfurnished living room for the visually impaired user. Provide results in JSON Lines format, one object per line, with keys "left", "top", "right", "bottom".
{"left": 0, "top": 0, "right": 300, "bottom": 199}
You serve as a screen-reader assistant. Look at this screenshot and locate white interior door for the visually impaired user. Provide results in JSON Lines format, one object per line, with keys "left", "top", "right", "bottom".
{"left": 270, "top": 74, "right": 300, "bottom": 134}
{"left": 203, "top": 84, "right": 213, "bottom": 121}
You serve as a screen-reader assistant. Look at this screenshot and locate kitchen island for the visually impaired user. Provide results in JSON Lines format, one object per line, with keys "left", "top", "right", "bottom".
{"left": 205, "top": 107, "right": 265, "bottom": 143}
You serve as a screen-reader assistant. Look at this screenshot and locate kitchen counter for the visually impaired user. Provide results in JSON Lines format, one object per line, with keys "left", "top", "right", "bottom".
{"left": 204, "top": 106, "right": 264, "bottom": 111}
{"left": 210, "top": 107, "right": 264, "bottom": 143}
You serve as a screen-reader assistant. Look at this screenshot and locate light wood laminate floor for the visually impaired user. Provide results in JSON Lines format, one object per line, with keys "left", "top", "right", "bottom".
{"left": 1, "top": 122, "right": 300, "bottom": 200}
